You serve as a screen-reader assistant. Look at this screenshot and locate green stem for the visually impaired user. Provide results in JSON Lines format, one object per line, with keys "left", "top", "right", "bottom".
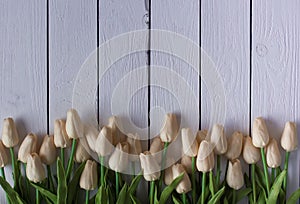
{"left": 47, "top": 165, "right": 54, "bottom": 192}
{"left": 36, "top": 188, "right": 40, "bottom": 204}
{"left": 150, "top": 180, "right": 155, "bottom": 204}
{"left": 131, "top": 162, "right": 136, "bottom": 180}
{"left": 201, "top": 172, "right": 206, "bottom": 204}
{"left": 232, "top": 189, "right": 236, "bottom": 204}
{"left": 271, "top": 168, "right": 276, "bottom": 184}
{"left": 158, "top": 142, "right": 169, "bottom": 193}
{"left": 283, "top": 151, "right": 290, "bottom": 192}
{"left": 66, "top": 139, "right": 77, "bottom": 181}
{"left": 182, "top": 193, "right": 187, "bottom": 204}
{"left": 60, "top": 148, "right": 65, "bottom": 169}
{"left": 1, "top": 167, "right": 10, "bottom": 204}
{"left": 100, "top": 156, "right": 105, "bottom": 186}
{"left": 85, "top": 190, "right": 89, "bottom": 204}
{"left": 209, "top": 171, "right": 215, "bottom": 196}
{"left": 216, "top": 155, "right": 221, "bottom": 186}
{"left": 191, "top": 156, "right": 196, "bottom": 204}
{"left": 251, "top": 164, "right": 256, "bottom": 202}
{"left": 9, "top": 147, "right": 18, "bottom": 188}
{"left": 260, "top": 148, "right": 270, "bottom": 195}
{"left": 116, "top": 172, "right": 120, "bottom": 197}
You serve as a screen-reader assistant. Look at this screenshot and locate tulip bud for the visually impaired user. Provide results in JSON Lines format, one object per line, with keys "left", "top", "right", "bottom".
{"left": 226, "top": 159, "right": 244, "bottom": 190}
{"left": 210, "top": 124, "right": 227, "bottom": 155}
{"left": 0, "top": 140, "right": 8, "bottom": 167}
{"left": 196, "top": 129, "right": 207, "bottom": 144}
{"left": 172, "top": 164, "right": 192, "bottom": 194}
{"left": 79, "top": 160, "right": 98, "bottom": 190}
{"left": 242, "top": 136, "right": 260, "bottom": 164}
{"left": 266, "top": 138, "right": 281, "bottom": 168}
{"left": 18, "top": 133, "right": 38, "bottom": 163}
{"left": 1, "top": 118, "right": 19, "bottom": 148}
{"left": 109, "top": 142, "right": 130, "bottom": 172}
{"left": 95, "top": 126, "right": 114, "bottom": 157}
{"left": 75, "top": 141, "right": 90, "bottom": 163}
{"left": 181, "top": 154, "right": 192, "bottom": 174}
{"left": 281, "top": 121, "right": 297, "bottom": 152}
{"left": 160, "top": 113, "right": 179, "bottom": 143}
{"left": 164, "top": 164, "right": 174, "bottom": 185}
{"left": 54, "top": 119, "right": 71, "bottom": 148}
{"left": 252, "top": 117, "right": 270, "bottom": 148}
{"left": 196, "top": 140, "right": 214, "bottom": 172}
{"left": 182, "top": 128, "right": 199, "bottom": 157}
{"left": 140, "top": 151, "right": 161, "bottom": 181}
{"left": 39, "top": 135, "right": 56, "bottom": 165}
{"left": 26, "top": 153, "right": 46, "bottom": 183}
{"left": 127, "top": 133, "right": 142, "bottom": 161}
{"left": 108, "top": 116, "right": 126, "bottom": 145}
{"left": 149, "top": 137, "right": 164, "bottom": 163}
{"left": 84, "top": 124, "right": 99, "bottom": 152}
{"left": 66, "top": 109, "right": 84, "bottom": 139}
{"left": 225, "top": 131, "right": 243, "bottom": 160}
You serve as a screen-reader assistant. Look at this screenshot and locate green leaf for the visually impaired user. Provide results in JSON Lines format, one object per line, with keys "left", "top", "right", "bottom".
{"left": 255, "top": 164, "right": 266, "bottom": 189}
{"left": 128, "top": 172, "right": 142, "bottom": 195}
{"left": 154, "top": 185, "right": 159, "bottom": 204}
{"left": 130, "top": 194, "right": 141, "bottom": 204}
{"left": 0, "top": 176, "right": 25, "bottom": 204}
{"left": 31, "top": 182, "right": 57, "bottom": 203}
{"left": 257, "top": 191, "right": 266, "bottom": 203}
{"left": 57, "top": 158, "right": 67, "bottom": 204}
{"left": 67, "top": 161, "right": 86, "bottom": 204}
{"left": 287, "top": 188, "right": 300, "bottom": 204}
{"left": 236, "top": 188, "right": 252, "bottom": 202}
{"left": 159, "top": 173, "right": 184, "bottom": 204}
{"left": 244, "top": 173, "right": 251, "bottom": 188}
{"left": 172, "top": 195, "right": 183, "bottom": 204}
{"left": 207, "top": 186, "right": 225, "bottom": 204}
{"left": 197, "top": 186, "right": 209, "bottom": 204}
{"left": 267, "top": 170, "right": 286, "bottom": 204}
{"left": 95, "top": 185, "right": 108, "bottom": 204}
{"left": 116, "top": 184, "right": 131, "bottom": 204}
{"left": 224, "top": 197, "right": 229, "bottom": 204}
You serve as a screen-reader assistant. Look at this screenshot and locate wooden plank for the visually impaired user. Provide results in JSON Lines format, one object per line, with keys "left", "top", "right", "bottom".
{"left": 49, "top": 0, "right": 97, "bottom": 130}
{"left": 0, "top": 0, "right": 47, "bottom": 201}
{"left": 252, "top": 0, "right": 300, "bottom": 197}
{"left": 201, "top": 0, "right": 250, "bottom": 136}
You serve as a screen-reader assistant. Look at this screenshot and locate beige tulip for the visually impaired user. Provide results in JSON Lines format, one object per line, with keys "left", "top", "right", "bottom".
{"left": 39, "top": 135, "right": 56, "bottom": 165}
{"left": 172, "top": 163, "right": 192, "bottom": 194}
{"left": 196, "top": 140, "right": 214, "bottom": 172}
{"left": 84, "top": 124, "right": 99, "bottom": 152}
{"left": 140, "top": 151, "right": 161, "bottom": 181}
{"left": 252, "top": 117, "right": 270, "bottom": 148}
{"left": 1, "top": 118, "right": 19, "bottom": 148}
{"left": 210, "top": 124, "right": 227, "bottom": 155}
{"left": 127, "top": 133, "right": 142, "bottom": 161}
{"left": 182, "top": 128, "right": 199, "bottom": 157}
{"left": 74, "top": 141, "right": 90, "bottom": 163}
{"left": 242, "top": 136, "right": 260, "bottom": 164}
{"left": 108, "top": 116, "right": 126, "bottom": 145}
{"left": 149, "top": 137, "right": 164, "bottom": 163}
{"left": 225, "top": 131, "right": 243, "bottom": 160}
{"left": 196, "top": 129, "right": 207, "bottom": 144}
{"left": 281, "top": 121, "right": 297, "bottom": 152}
{"left": 54, "top": 119, "right": 71, "bottom": 148}
{"left": 26, "top": 153, "right": 46, "bottom": 183}
{"left": 18, "top": 133, "right": 38, "bottom": 163}
{"left": 109, "top": 142, "right": 130, "bottom": 172}
{"left": 160, "top": 113, "right": 179, "bottom": 143}
{"left": 0, "top": 140, "right": 8, "bottom": 167}
{"left": 266, "top": 138, "right": 281, "bottom": 168}
{"left": 181, "top": 154, "right": 192, "bottom": 174}
{"left": 79, "top": 160, "right": 98, "bottom": 190}
{"left": 164, "top": 164, "right": 174, "bottom": 185}
{"left": 95, "top": 126, "right": 114, "bottom": 157}
{"left": 226, "top": 159, "right": 244, "bottom": 190}
{"left": 66, "top": 109, "right": 83, "bottom": 139}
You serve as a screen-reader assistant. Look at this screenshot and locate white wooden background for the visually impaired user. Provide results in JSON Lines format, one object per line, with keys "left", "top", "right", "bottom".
{"left": 0, "top": 0, "right": 299, "bottom": 203}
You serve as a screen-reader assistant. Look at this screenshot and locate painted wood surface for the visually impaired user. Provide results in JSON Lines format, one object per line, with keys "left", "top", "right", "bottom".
{"left": 0, "top": 1, "right": 47, "bottom": 202}
{"left": 252, "top": 0, "right": 300, "bottom": 197}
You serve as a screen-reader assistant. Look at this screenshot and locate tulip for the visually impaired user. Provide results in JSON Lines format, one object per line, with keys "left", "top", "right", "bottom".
{"left": 181, "top": 154, "right": 192, "bottom": 174}
{"left": 84, "top": 124, "right": 99, "bottom": 153}
{"left": 54, "top": 119, "right": 71, "bottom": 148}
{"left": 266, "top": 138, "right": 281, "bottom": 168}
{"left": 210, "top": 124, "right": 227, "bottom": 155}
{"left": 26, "top": 153, "right": 46, "bottom": 183}
{"left": 95, "top": 126, "right": 114, "bottom": 157}
{"left": 172, "top": 163, "right": 191, "bottom": 194}
{"left": 0, "top": 140, "right": 8, "bottom": 168}
{"left": 196, "top": 129, "right": 207, "bottom": 144}
{"left": 18, "top": 133, "right": 38, "bottom": 163}
{"left": 225, "top": 131, "right": 243, "bottom": 160}
{"left": 140, "top": 151, "right": 161, "bottom": 181}
{"left": 149, "top": 137, "right": 163, "bottom": 163}
{"left": 281, "top": 121, "right": 297, "bottom": 193}
{"left": 1, "top": 118, "right": 19, "bottom": 148}
{"left": 39, "top": 135, "right": 56, "bottom": 165}
{"left": 163, "top": 157, "right": 175, "bottom": 185}
{"left": 252, "top": 117, "right": 270, "bottom": 148}
{"left": 226, "top": 159, "right": 244, "bottom": 190}
{"left": 75, "top": 141, "right": 91, "bottom": 163}
{"left": 196, "top": 140, "right": 214, "bottom": 172}
{"left": 108, "top": 116, "right": 126, "bottom": 145}
{"left": 127, "top": 133, "right": 142, "bottom": 161}
{"left": 181, "top": 128, "right": 198, "bottom": 157}
{"left": 243, "top": 136, "right": 260, "bottom": 164}
{"left": 160, "top": 113, "right": 179, "bottom": 143}
{"left": 80, "top": 160, "right": 98, "bottom": 190}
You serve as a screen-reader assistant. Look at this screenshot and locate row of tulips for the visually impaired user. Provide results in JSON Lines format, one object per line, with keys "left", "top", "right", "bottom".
{"left": 0, "top": 110, "right": 299, "bottom": 204}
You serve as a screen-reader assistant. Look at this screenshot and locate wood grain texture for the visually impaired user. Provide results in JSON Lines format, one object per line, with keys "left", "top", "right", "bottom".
{"left": 252, "top": 0, "right": 300, "bottom": 197}
{"left": 49, "top": 0, "right": 97, "bottom": 130}
{"left": 201, "top": 0, "right": 250, "bottom": 136}
{"left": 0, "top": 0, "right": 47, "bottom": 202}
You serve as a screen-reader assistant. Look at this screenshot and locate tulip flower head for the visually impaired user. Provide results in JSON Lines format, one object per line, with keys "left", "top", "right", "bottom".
{"left": 196, "top": 129, "right": 207, "bottom": 144}
{"left": 74, "top": 140, "right": 91, "bottom": 163}
{"left": 66, "top": 109, "right": 84, "bottom": 139}
{"left": 54, "top": 119, "right": 71, "bottom": 148}
{"left": 181, "top": 154, "right": 192, "bottom": 174}
{"left": 266, "top": 138, "right": 281, "bottom": 168}
{"left": 127, "top": 133, "right": 142, "bottom": 161}
{"left": 84, "top": 124, "right": 99, "bottom": 153}
{"left": 1, "top": 118, "right": 19, "bottom": 148}
{"left": 95, "top": 126, "right": 114, "bottom": 157}
{"left": 172, "top": 163, "right": 192, "bottom": 194}
{"left": 252, "top": 117, "right": 270, "bottom": 148}
{"left": 140, "top": 151, "right": 161, "bottom": 181}
{"left": 79, "top": 160, "right": 98, "bottom": 190}
{"left": 26, "top": 153, "right": 46, "bottom": 183}
{"left": 160, "top": 113, "right": 179, "bottom": 143}
{"left": 242, "top": 136, "right": 260, "bottom": 164}
{"left": 225, "top": 131, "right": 243, "bottom": 160}
{"left": 226, "top": 159, "right": 244, "bottom": 190}
{"left": 108, "top": 116, "right": 126, "bottom": 145}
{"left": 281, "top": 121, "right": 297, "bottom": 152}
{"left": 149, "top": 137, "right": 164, "bottom": 163}
{"left": 210, "top": 124, "right": 227, "bottom": 155}
{"left": 39, "top": 135, "right": 57, "bottom": 165}
{"left": 18, "top": 133, "right": 38, "bottom": 163}
{"left": 196, "top": 140, "right": 215, "bottom": 172}
{"left": 0, "top": 140, "right": 8, "bottom": 167}
{"left": 181, "top": 128, "right": 199, "bottom": 157}
{"left": 109, "top": 142, "right": 130, "bottom": 172}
